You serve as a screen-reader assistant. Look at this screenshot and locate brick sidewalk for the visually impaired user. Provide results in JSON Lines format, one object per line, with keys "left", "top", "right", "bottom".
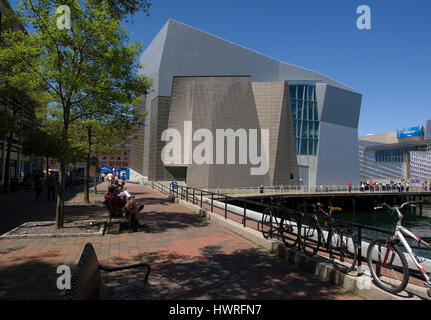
{"left": 0, "top": 182, "right": 362, "bottom": 300}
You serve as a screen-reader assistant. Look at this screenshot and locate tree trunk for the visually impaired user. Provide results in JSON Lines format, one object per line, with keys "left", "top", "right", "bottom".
{"left": 84, "top": 126, "right": 91, "bottom": 203}
{"left": 55, "top": 105, "right": 70, "bottom": 229}
{"left": 56, "top": 156, "right": 66, "bottom": 229}
{"left": 94, "top": 165, "right": 99, "bottom": 195}
{"left": 46, "top": 156, "right": 49, "bottom": 176}
{"left": 3, "top": 93, "right": 15, "bottom": 193}
{"left": 3, "top": 131, "right": 13, "bottom": 193}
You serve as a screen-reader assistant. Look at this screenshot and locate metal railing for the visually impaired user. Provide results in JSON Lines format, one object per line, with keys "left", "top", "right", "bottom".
{"left": 150, "top": 181, "right": 431, "bottom": 280}
{"left": 203, "top": 184, "right": 431, "bottom": 195}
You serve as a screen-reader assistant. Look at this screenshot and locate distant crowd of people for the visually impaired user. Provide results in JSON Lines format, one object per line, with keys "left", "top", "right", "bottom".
{"left": 359, "top": 180, "right": 431, "bottom": 192}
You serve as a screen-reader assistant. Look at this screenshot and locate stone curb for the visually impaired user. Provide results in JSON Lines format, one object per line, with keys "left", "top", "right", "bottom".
{"left": 176, "top": 198, "right": 430, "bottom": 300}
{"left": 64, "top": 201, "right": 105, "bottom": 207}
{"left": 0, "top": 221, "right": 106, "bottom": 239}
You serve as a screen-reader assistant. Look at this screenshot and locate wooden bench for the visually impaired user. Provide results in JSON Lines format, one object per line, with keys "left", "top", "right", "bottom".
{"left": 64, "top": 243, "right": 152, "bottom": 300}
{"left": 104, "top": 199, "right": 131, "bottom": 233}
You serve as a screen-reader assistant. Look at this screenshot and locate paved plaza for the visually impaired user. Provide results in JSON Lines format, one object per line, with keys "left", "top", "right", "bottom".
{"left": 0, "top": 182, "right": 361, "bottom": 300}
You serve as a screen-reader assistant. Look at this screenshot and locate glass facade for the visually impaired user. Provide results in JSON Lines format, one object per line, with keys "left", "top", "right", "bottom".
{"left": 375, "top": 147, "right": 412, "bottom": 162}
{"left": 289, "top": 85, "right": 319, "bottom": 155}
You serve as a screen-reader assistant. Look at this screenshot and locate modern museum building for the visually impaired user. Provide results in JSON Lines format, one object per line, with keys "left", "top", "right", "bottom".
{"left": 130, "top": 19, "right": 362, "bottom": 189}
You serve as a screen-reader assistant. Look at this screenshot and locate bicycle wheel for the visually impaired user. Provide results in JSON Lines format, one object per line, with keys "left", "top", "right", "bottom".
{"left": 280, "top": 212, "right": 301, "bottom": 248}
{"left": 261, "top": 207, "right": 276, "bottom": 239}
{"left": 367, "top": 238, "right": 409, "bottom": 294}
{"left": 328, "top": 225, "right": 357, "bottom": 274}
{"left": 300, "top": 214, "right": 320, "bottom": 256}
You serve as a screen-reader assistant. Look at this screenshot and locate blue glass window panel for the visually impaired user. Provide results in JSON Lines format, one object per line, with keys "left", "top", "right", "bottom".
{"left": 301, "top": 121, "right": 308, "bottom": 138}
{"left": 313, "top": 139, "right": 318, "bottom": 155}
{"left": 308, "top": 140, "right": 314, "bottom": 155}
{"left": 300, "top": 139, "right": 308, "bottom": 155}
{"left": 297, "top": 86, "right": 304, "bottom": 100}
{"left": 291, "top": 100, "right": 297, "bottom": 119}
{"left": 289, "top": 86, "right": 296, "bottom": 99}
{"left": 308, "top": 102, "right": 313, "bottom": 120}
{"left": 307, "top": 86, "right": 313, "bottom": 101}
{"left": 313, "top": 102, "right": 318, "bottom": 121}
{"left": 314, "top": 122, "right": 319, "bottom": 138}
{"left": 295, "top": 138, "right": 300, "bottom": 154}
{"left": 297, "top": 100, "right": 303, "bottom": 119}
{"left": 303, "top": 102, "right": 308, "bottom": 120}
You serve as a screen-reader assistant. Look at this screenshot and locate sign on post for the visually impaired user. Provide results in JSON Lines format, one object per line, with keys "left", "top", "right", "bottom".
{"left": 171, "top": 181, "right": 178, "bottom": 190}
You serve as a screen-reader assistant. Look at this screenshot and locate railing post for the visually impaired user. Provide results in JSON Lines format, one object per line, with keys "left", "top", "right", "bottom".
{"left": 243, "top": 201, "right": 246, "bottom": 227}
{"left": 200, "top": 190, "right": 203, "bottom": 208}
{"left": 186, "top": 187, "right": 188, "bottom": 202}
{"left": 357, "top": 226, "right": 362, "bottom": 275}
{"left": 211, "top": 193, "right": 214, "bottom": 212}
{"left": 192, "top": 189, "right": 195, "bottom": 205}
{"left": 225, "top": 196, "right": 227, "bottom": 219}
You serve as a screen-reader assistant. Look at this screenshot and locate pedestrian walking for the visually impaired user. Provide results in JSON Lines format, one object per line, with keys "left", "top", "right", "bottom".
{"left": 348, "top": 180, "right": 352, "bottom": 193}
{"left": 107, "top": 172, "right": 113, "bottom": 185}
{"left": 46, "top": 172, "right": 56, "bottom": 201}
{"left": 34, "top": 174, "right": 43, "bottom": 202}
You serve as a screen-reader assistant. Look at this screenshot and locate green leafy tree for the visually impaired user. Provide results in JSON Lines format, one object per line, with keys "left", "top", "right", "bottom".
{"left": 21, "top": 126, "right": 62, "bottom": 175}
{"left": 0, "top": 0, "right": 152, "bottom": 228}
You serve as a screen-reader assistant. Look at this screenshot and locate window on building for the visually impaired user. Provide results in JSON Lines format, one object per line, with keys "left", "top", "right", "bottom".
{"left": 375, "top": 147, "right": 412, "bottom": 162}
{"left": 289, "top": 84, "right": 319, "bottom": 155}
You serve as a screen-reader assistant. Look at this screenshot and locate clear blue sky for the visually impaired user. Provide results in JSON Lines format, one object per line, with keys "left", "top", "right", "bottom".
{"left": 9, "top": 0, "right": 431, "bottom": 136}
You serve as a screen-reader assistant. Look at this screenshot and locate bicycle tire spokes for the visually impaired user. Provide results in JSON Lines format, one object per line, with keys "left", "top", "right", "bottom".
{"left": 300, "top": 216, "right": 320, "bottom": 256}
{"left": 367, "top": 239, "right": 409, "bottom": 293}
{"left": 280, "top": 217, "right": 300, "bottom": 248}
{"left": 261, "top": 208, "right": 276, "bottom": 239}
{"left": 329, "top": 227, "right": 357, "bottom": 274}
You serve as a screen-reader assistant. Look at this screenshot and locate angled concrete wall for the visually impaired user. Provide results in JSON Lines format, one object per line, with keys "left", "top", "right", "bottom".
{"left": 148, "top": 97, "right": 171, "bottom": 181}
{"left": 129, "top": 95, "right": 146, "bottom": 176}
{"left": 315, "top": 84, "right": 362, "bottom": 186}
{"left": 252, "top": 82, "right": 298, "bottom": 186}
{"left": 166, "top": 76, "right": 271, "bottom": 188}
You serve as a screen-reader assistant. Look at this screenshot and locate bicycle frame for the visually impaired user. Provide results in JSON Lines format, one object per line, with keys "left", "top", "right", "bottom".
{"left": 390, "top": 206, "right": 431, "bottom": 288}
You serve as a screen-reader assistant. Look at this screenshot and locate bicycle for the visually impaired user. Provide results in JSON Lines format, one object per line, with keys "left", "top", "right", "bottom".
{"left": 261, "top": 197, "right": 302, "bottom": 249}
{"left": 299, "top": 203, "right": 358, "bottom": 274}
{"left": 367, "top": 201, "right": 431, "bottom": 296}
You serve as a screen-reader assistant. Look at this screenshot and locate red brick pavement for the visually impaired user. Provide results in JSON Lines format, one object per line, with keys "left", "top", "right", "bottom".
{"left": 0, "top": 182, "right": 362, "bottom": 300}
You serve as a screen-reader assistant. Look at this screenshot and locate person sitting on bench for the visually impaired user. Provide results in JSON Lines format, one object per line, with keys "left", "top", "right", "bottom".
{"left": 105, "top": 185, "right": 127, "bottom": 216}
{"left": 105, "top": 185, "right": 144, "bottom": 229}
{"left": 126, "top": 197, "right": 147, "bottom": 230}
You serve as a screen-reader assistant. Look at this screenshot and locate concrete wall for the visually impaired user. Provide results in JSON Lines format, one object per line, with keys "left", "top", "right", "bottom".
{"left": 148, "top": 97, "right": 171, "bottom": 181}
{"left": 315, "top": 84, "right": 362, "bottom": 186}
{"left": 359, "top": 132, "right": 398, "bottom": 144}
{"left": 358, "top": 140, "right": 405, "bottom": 180}
{"left": 129, "top": 96, "right": 146, "bottom": 176}
{"left": 427, "top": 120, "right": 431, "bottom": 140}
{"left": 166, "top": 76, "right": 270, "bottom": 188}
{"left": 252, "top": 82, "right": 298, "bottom": 186}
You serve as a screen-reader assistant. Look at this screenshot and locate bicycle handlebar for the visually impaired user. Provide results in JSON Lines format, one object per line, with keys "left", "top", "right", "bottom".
{"left": 374, "top": 201, "right": 423, "bottom": 211}
{"left": 373, "top": 203, "right": 392, "bottom": 211}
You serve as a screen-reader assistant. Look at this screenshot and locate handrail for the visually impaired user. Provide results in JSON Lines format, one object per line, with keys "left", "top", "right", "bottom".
{"left": 150, "top": 180, "right": 431, "bottom": 279}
